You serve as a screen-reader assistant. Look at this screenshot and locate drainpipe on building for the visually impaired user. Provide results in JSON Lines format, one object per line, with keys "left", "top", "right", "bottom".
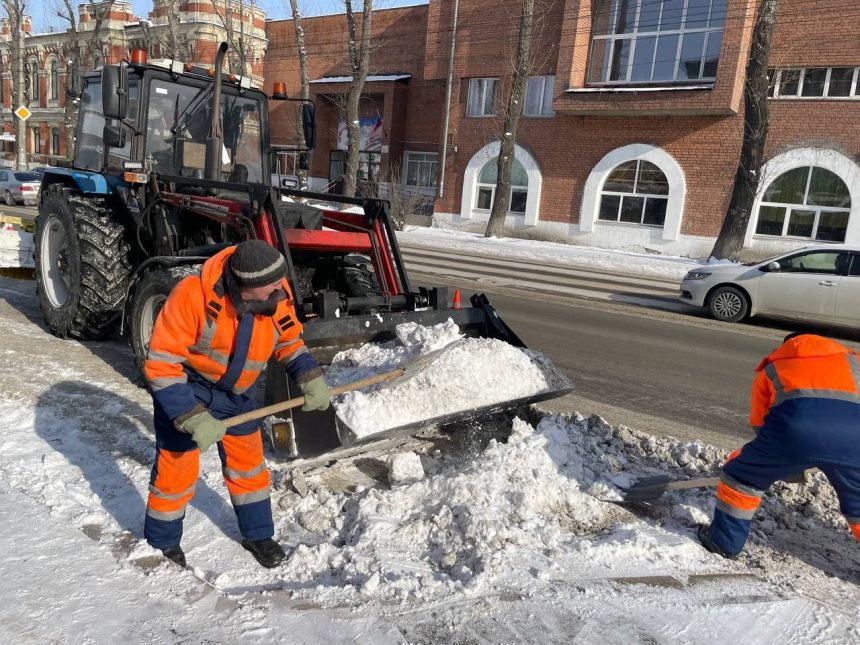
{"left": 437, "top": 0, "right": 459, "bottom": 199}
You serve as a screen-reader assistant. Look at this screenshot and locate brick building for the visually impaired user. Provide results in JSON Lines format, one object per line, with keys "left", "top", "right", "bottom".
{"left": 0, "top": 0, "right": 267, "bottom": 166}
{"left": 266, "top": 0, "right": 860, "bottom": 256}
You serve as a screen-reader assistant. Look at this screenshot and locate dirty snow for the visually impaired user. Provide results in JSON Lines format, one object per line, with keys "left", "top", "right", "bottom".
{"left": 328, "top": 319, "right": 572, "bottom": 441}
{"left": 0, "top": 276, "right": 859, "bottom": 642}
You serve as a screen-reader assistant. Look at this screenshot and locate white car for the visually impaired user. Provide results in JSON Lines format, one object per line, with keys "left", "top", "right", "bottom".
{"left": 679, "top": 245, "right": 860, "bottom": 326}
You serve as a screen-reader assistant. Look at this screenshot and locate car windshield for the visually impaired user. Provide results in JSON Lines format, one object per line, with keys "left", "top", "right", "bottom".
{"left": 14, "top": 173, "right": 41, "bottom": 181}
{"left": 743, "top": 253, "right": 786, "bottom": 266}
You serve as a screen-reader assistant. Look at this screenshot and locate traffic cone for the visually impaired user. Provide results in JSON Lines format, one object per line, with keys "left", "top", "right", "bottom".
{"left": 452, "top": 289, "right": 461, "bottom": 309}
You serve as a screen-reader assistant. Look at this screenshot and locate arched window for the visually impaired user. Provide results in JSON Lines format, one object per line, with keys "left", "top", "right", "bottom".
{"left": 30, "top": 61, "right": 39, "bottom": 101}
{"left": 475, "top": 158, "right": 529, "bottom": 214}
{"left": 50, "top": 60, "right": 59, "bottom": 100}
{"left": 51, "top": 127, "right": 61, "bottom": 155}
{"left": 92, "top": 53, "right": 102, "bottom": 70}
{"left": 598, "top": 159, "right": 669, "bottom": 226}
{"left": 755, "top": 166, "right": 851, "bottom": 242}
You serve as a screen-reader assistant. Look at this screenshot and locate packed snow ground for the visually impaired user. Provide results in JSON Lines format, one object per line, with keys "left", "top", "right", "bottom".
{"left": 0, "top": 276, "right": 858, "bottom": 642}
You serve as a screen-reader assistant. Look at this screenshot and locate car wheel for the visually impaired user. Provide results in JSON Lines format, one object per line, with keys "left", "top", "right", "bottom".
{"left": 4, "top": 190, "right": 14, "bottom": 206}
{"left": 708, "top": 286, "right": 749, "bottom": 323}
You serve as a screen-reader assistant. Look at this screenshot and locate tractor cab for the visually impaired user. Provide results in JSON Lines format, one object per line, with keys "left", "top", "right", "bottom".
{"left": 74, "top": 53, "right": 272, "bottom": 189}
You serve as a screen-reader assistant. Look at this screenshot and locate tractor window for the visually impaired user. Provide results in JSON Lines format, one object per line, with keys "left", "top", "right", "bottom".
{"left": 144, "top": 79, "right": 264, "bottom": 183}
{"left": 75, "top": 80, "right": 105, "bottom": 171}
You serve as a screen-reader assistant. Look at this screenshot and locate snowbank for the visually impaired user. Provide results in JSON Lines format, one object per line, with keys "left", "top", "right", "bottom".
{"left": 0, "top": 226, "right": 34, "bottom": 268}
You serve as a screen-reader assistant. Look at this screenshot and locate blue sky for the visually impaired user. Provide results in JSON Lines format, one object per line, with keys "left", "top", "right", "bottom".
{"left": 26, "top": 0, "right": 426, "bottom": 33}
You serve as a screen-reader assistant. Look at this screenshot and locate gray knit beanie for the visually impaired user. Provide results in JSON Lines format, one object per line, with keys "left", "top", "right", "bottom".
{"left": 228, "top": 240, "right": 286, "bottom": 288}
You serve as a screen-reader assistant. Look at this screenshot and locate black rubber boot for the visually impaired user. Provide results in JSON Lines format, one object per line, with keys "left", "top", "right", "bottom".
{"left": 241, "top": 538, "right": 287, "bottom": 568}
{"left": 697, "top": 524, "right": 738, "bottom": 560}
{"left": 162, "top": 545, "right": 187, "bottom": 568}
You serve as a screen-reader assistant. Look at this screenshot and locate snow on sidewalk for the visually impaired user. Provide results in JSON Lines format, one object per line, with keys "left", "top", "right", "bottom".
{"left": 0, "top": 276, "right": 858, "bottom": 642}
{"left": 397, "top": 226, "right": 714, "bottom": 281}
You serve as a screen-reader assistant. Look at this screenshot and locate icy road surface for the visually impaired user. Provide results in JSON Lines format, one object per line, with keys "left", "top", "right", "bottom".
{"left": 0, "top": 276, "right": 857, "bottom": 643}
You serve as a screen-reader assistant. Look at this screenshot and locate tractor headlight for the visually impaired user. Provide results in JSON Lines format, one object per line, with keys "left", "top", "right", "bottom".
{"left": 683, "top": 271, "right": 712, "bottom": 281}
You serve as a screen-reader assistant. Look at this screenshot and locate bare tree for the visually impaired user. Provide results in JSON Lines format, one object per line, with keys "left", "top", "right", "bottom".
{"left": 289, "top": 0, "right": 310, "bottom": 189}
{"left": 710, "top": 0, "right": 779, "bottom": 260}
{"left": 213, "top": 0, "right": 250, "bottom": 75}
{"left": 342, "top": 0, "right": 373, "bottom": 198}
{"left": 53, "top": 0, "right": 117, "bottom": 158}
{"left": 2, "top": 0, "right": 27, "bottom": 169}
{"left": 485, "top": 0, "right": 535, "bottom": 238}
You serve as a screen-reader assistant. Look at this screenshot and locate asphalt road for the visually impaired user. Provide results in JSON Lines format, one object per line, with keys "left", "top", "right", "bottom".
{"left": 411, "top": 271, "right": 860, "bottom": 451}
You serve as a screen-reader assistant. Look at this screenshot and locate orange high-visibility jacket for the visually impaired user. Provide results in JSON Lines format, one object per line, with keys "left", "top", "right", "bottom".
{"left": 749, "top": 334, "right": 860, "bottom": 431}
{"left": 144, "top": 246, "right": 315, "bottom": 419}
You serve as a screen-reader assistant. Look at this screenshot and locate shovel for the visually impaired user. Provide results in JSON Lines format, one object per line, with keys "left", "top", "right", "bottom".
{"left": 223, "top": 346, "right": 448, "bottom": 430}
{"left": 619, "top": 475, "right": 720, "bottom": 503}
{"left": 619, "top": 469, "right": 815, "bottom": 503}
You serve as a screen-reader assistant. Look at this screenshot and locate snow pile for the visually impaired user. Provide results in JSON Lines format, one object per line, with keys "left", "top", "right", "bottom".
{"left": 327, "top": 319, "right": 573, "bottom": 440}
{"left": 273, "top": 414, "right": 722, "bottom": 605}
{"left": 386, "top": 451, "right": 424, "bottom": 485}
{"left": 0, "top": 227, "right": 34, "bottom": 268}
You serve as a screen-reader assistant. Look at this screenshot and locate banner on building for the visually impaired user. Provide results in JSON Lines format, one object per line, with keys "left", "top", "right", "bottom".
{"left": 337, "top": 115, "right": 383, "bottom": 152}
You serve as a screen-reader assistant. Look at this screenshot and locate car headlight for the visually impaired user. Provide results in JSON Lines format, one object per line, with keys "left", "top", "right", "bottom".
{"left": 683, "top": 271, "right": 712, "bottom": 281}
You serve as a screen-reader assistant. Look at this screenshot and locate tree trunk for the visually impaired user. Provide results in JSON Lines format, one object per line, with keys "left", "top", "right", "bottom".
{"left": 343, "top": 0, "right": 372, "bottom": 198}
{"left": 289, "top": 0, "right": 310, "bottom": 190}
{"left": 709, "top": 0, "right": 779, "bottom": 261}
{"left": 485, "top": 0, "right": 534, "bottom": 238}
{"left": 12, "top": 3, "right": 27, "bottom": 170}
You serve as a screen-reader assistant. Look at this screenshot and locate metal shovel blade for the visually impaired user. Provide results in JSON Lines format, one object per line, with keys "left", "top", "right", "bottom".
{"left": 619, "top": 475, "right": 720, "bottom": 503}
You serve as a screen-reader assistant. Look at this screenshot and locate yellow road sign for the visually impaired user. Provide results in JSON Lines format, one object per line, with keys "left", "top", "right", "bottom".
{"left": 14, "top": 106, "right": 32, "bottom": 121}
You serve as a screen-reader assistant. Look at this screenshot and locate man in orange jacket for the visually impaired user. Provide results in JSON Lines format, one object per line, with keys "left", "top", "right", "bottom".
{"left": 143, "top": 240, "right": 331, "bottom": 568}
{"left": 698, "top": 333, "right": 860, "bottom": 558}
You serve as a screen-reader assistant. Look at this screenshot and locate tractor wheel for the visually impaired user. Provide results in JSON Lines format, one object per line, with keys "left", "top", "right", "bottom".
{"left": 34, "top": 184, "right": 133, "bottom": 339}
{"left": 129, "top": 265, "right": 200, "bottom": 372}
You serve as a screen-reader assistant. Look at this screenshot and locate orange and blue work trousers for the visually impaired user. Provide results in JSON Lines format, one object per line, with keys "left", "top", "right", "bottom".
{"left": 710, "top": 399, "right": 860, "bottom": 556}
{"left": 144, "top": 378, "right": 273, "bottom": 550}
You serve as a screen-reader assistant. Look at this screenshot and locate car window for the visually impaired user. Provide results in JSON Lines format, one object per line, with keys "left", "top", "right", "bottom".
{"left": 848, "top": 255, "right": 860, "bottom": 277}
{"left": 0, "top": 171, "right": 7, "bottom": 181}
{"left": 14, "top": 172, "right": 41, "bottom": 181}
{"left": 778, "top": 251, "right": 841, "bottom": 274}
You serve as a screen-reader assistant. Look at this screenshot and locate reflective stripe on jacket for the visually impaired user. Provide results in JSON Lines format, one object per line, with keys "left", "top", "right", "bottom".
{"left": 749, "top": 334, "right": 860, "bottom": 432}
{"left": 143, "top": 246, "right": 316, "bottom": 419}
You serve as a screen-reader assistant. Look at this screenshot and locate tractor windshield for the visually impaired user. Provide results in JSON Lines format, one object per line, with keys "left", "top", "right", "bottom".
{"left": 145, "top": 78, "right": 264, "bottom": 183}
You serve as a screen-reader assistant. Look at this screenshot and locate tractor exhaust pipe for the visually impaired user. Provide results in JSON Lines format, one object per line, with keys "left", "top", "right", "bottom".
{"left": 205, "top": 42, "right": 229, "bottom": 181}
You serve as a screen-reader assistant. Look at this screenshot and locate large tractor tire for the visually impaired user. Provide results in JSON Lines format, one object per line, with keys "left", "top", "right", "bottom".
{"left": 34, "top": 184, "right": 133, "bottom": 339}
{"left": 129, "top": 265, "right": 200, "bottom": 371}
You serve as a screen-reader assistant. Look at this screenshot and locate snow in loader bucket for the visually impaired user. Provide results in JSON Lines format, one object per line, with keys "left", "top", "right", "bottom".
{"left": 270, "top": 312, "right": 573, "bottom": 458}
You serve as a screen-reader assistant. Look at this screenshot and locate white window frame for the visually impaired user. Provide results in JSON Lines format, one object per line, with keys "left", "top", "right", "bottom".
{"left": 769, "top": 67, "right": 860, "bottom": 100}
{"left": 581, "top": 144, "right": 686, "bottom": 241}
{"left": 746, "top": 148, "right": 860, "bottom": 248}
{"left": 461, "top": 141, "right": 543, "bottom": 226}
{"left": 524, "top": 75, "right": 555, "bottom": 117}
{"left": 403, "top": 151, "right": 438, "bottom": 188}
{"left": 467, "top": 78, "right": 498, "bottom": 117}
{"left": 474, "top": 174, "right": 529, "bottom": 215}
{"left": 754, "top": 166, "right": 851, "bottom": 241}
{"left": 588, "top": 0, "right": 726, "bottom": 85}
{"left": 598, "top": 159, "right": 670, "bottom": 227}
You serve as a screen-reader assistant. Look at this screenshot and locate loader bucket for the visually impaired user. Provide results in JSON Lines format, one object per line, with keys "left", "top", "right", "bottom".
{"left": 264, "top": 294, "right": 571, "bottom": 459}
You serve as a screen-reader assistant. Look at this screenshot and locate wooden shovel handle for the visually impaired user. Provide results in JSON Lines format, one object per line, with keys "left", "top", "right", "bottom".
{"left": 223, "top": 367, "right": 405, "bottom": 428}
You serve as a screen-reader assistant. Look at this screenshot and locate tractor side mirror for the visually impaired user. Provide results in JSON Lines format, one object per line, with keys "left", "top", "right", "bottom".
{"left": 103, "top": 123, "right": 126, "bottom": 149}
{"left": 101, "top": 64, "right": 128, "bottom": 120}
{"left": 302, "top": 102, "right": 316, "bottom": 150}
